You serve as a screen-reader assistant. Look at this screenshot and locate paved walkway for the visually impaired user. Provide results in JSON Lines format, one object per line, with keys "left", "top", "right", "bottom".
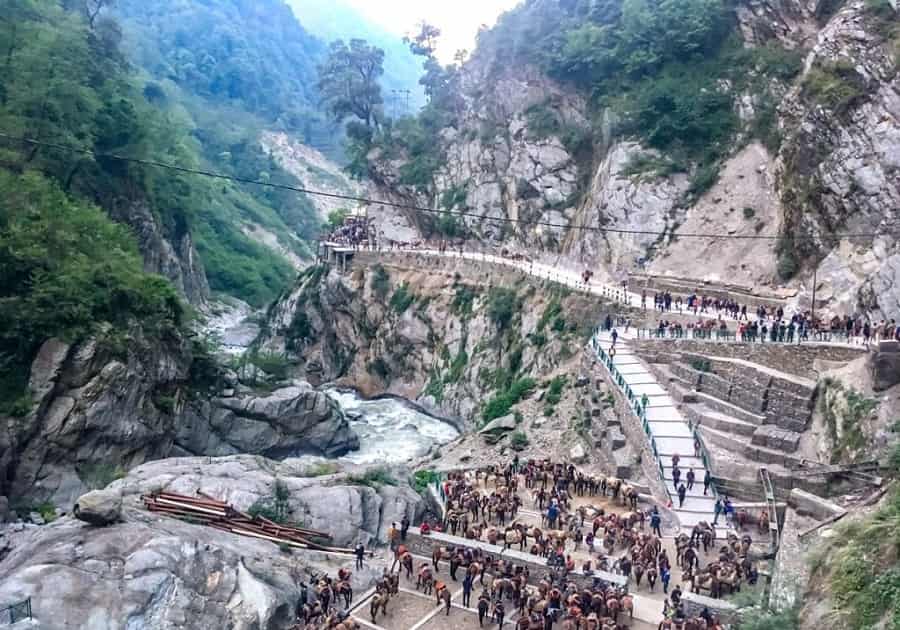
{"left": 591, "top": 329, "right": 729, "bottom": 539}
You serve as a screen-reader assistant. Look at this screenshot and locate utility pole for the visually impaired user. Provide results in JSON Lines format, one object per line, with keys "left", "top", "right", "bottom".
{"left": 810, "top": 266, "right": 818, "bottom": 323}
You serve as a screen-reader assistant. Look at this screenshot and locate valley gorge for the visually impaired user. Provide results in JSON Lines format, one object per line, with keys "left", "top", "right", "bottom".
{"left": 1, "top": 0, "right": 900, "bottom": 629}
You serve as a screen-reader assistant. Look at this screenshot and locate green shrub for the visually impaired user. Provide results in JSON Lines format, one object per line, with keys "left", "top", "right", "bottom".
{"left": 248, "top": 479, "right": 292, "bottom": 524}
{"left": 688, "top": 162, "right": 721, "bottom": 197}
{"left": 446, "top": 349, "right": 469, "bottom": 384}
{"left": 801, "top": 60, "right": 867, "bottom": 116}
{"left": 622, "top": 153, "right": 685, "bottom": 179}
{"left": 482, "top": 377, "right": 536, "bottom": 423}
{"left": 510, "top": 431, "right": 529, "bottom": 451}
{"left": 545, "top": 375, "right": 567, "bottom": 406}
{"left": 525, "top": 103, "right": 562, "bottom": 139}
{"left": 451, "top": 285, "right": 478, "bottom": 318}
{"left": 286, "top": 312, "right": 315, "bottom": 347}
{"left": 78, "top": 463, "right": 126, "bottom": 490}
{"left": 247, "top": 351, "right": 291, "bottom": 381}
{"left": 537, "top": 298, "right": 563, "bottom": 332}
{"left": 529, "top": 332, "right": 548, "bottom": 347}
{"left": 348, "top": 468, "right": 398, "bottom": 488}
{"left": 412, "top": 469, "right": 440, "bottom": 494}
{"left": 300, "top": 462, "right": 339, "bottom": 477}
{"left": 743, "top": 207, "right": 756, "bottom": 219}
{"left": 486, "top": 288, "right": 521, "bottom": 330}
{"left": 440, "top": 184, "right": 469, "bottom": 209}
{"left": 371, "top": 264, "right": 391, "bottom": 300}
{"left": 390, "top": 283, "right": 416, "bottom": 314}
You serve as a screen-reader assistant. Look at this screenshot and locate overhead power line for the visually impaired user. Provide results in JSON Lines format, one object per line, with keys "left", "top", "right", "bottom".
{"left": 0, "top": 132, "right": 889, "bottom": 242}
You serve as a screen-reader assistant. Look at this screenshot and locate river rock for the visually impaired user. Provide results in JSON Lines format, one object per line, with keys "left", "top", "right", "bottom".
{"left": 4, "top": 328, "right": 357, "bottom": 506}
{"left": 479, "top": 414, "right": 518, "bottom": 434}
{"left": 74, "top": 489, "right": 122, "bottom": 526}
{"left": 0, "top": 455, "right": 423, "bottom": 630}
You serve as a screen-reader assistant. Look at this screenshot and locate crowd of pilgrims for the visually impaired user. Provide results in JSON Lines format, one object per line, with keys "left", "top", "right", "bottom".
{"left": 323, "top": 216, "right": 373, "bottom": 248}
{"left": 646, "top": 290, "right": 897, "bottom": 346}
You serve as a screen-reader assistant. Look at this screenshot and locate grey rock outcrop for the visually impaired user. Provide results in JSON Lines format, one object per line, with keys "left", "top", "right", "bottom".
{"left": 74, "top": 489, "right": 122, "bottom": 526}
{"left": 107, "top": 198, "right": 210, "bottom": 305}
{"left": 176, "top": 384, "right": 358, "bottom": 459}
{"left": 2, "top": 332, "right": 356, "bottom": 507}
{"left": 0, "top": 455, "right": 424, "bottom": 630}
{"left": 871, "top": 341, "right": 900, "bottom": 391}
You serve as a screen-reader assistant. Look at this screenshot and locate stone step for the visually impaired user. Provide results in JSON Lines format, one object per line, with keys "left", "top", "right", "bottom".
{"left": 698, "top": 425, "right": 805, "bottom": 468}
{"left": 751, "top": 425, "right": 802, "bottom": 453}
{"left": 692, "top": 391, "right": 766, "bottom": 425}
{"left": 661, "top": 456, "right": 705, "bottom": 469}
{"left": 653, "top": 436, "right": 696, "bottom": 456}
{"left": 663, "top": 479, "right": 711, "bottom": 499}
{"left": 682, "top": 404, "right": 758, "bottom": 437}
{"left": 648, "top": 421, "right": 694, "bottom": 438}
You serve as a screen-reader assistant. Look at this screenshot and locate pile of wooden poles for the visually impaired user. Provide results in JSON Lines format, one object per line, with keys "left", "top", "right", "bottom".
{"left": 142, "top": 490, "right": 358, "bottom": 556}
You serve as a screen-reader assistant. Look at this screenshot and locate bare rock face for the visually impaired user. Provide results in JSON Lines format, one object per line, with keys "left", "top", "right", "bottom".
{"left": 177, "top": 384, "right": 359, "bottom": 460}
{"left": 0, "top": 456, "right": 423, "bottom": 630}
{"left": 871, "top": 341, "right": 900, "bottom": 391}
{"left": 2, "top": 334, "right": 356, "bottom": 507}
{"left": 107, "top": 198, "right": 209, "bottom": 306}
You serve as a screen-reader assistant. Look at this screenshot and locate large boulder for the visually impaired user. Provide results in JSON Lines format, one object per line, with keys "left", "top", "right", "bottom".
{"left": 0, "top": 455, "right": 424, "bottom": 630}
{"left": 73, "top": 489, "right": 122, "bottom": 526}
{"left": 177, "top": 384, "right": 359, "bottom": 459}
{"left": 479, "top": 414, "right": 518, "bottom": 434}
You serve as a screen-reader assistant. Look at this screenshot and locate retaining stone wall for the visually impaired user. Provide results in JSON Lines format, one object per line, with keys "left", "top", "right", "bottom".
{"left": 403, "top": 528, "right": 629, "bottom": 592}
{"left": 632, "top": 339, "right": 864, "bottom": 381}
{"left": 681, "top": 592, "right": 738, "bottom": 624}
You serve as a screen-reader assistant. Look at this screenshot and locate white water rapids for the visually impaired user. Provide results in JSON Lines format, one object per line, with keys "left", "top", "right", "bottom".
{"left": 325, "top": 389, "right": 460, "bottom": 465}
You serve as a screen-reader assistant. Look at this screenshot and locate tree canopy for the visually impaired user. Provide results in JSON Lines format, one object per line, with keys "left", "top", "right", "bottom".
{"left": 318, "top": 39, "right": 386, "bottom": 129}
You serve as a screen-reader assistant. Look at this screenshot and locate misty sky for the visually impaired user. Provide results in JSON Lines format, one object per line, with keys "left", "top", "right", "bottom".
{"left": 340, "top": 0, "right": 522, "bottom": 63}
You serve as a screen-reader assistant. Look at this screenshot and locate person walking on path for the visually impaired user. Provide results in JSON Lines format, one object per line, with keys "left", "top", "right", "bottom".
{"left": 388, "top": 522, "right": 399, "bottom": 552}
{"left": 494, "top": 601, "right": 506, "bottom": 629}
{"left": 478, "top": 594, "right": 490, "bottom": 627}
{"left": 703, "top": 470, "right": 712, "bottom": 496}
{"left": 661, "top": 566, "right": 671, "bottom": 594}
{"left": 400, "top": 515, "right": 410, "bottom": 541}
{"left": 611, "top": 328, "right": 619, "bottom": 347}
{"left": 650, "top": 507, "right": 662, "bottom": 537}
{"left": 713, "top": 498, "right": 723, "bottom": 525}
{"left": 671, "top": 465, "right": 681, "bottom": 488}
{"left": 463, "top": 574, "right": 473, "bottom": 608}
{"left": 694, "top": 437, "right": 702, "bottom": 457}
{"left": 686, "top": 468, "right": 695, "bottom": 491}
{"left": 355, "top": 541, "right": 365, "bottom": 570}
{"left": 677, "top": 483, "right": 687, "bottom": 508}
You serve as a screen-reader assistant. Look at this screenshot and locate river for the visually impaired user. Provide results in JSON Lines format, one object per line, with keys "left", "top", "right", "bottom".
{"left": 325, "top": 389, "right": 460, "bottom": 465}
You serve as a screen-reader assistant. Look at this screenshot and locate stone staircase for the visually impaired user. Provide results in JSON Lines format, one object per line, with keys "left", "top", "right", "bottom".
{"left": 650, "top": 353, "right": 818, "bottom": 477}
{"left": 591, "top": 330, "right": 730, "bottom": 537}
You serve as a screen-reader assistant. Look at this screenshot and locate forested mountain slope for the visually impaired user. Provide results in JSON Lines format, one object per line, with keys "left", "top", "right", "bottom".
{"left": 358, "top": 0, "right": 900, "bottom": 320}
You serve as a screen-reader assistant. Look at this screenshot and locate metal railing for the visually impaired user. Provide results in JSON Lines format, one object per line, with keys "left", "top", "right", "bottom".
{"left": 591, "top": 329, "right": 720, "bottom": 504}
{"left": 1, "top": 599, "right": 32, "bottom": 625}
{"left": 636, "top": 327, "right": 858, "bottom": 346}
{"left": 591, "top": 330, "right": 670, "bottom": 496}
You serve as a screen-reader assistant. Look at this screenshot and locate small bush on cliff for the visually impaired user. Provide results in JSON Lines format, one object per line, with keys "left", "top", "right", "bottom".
{"left": 482, "top": 377, "right": 536, "bottom": 423}
{"left": 487, "top": 287, "right": 521, "bottom": 331}
{"left": 390, "top": 283, "right": 416, "bottom": 314}
{"left": 248, "top": 479, "right": 292, "bottom": 524}
{"left": 348, "top": 468, "right": 398, "bottom": 488}
{"left": 801, "top": 60, "right": 868, "bottom": 117}
{"left": 510, "top": 431, "right": 529, "bottom": 451}
{"left": 412, "top": 470, "right": 440, "bottom": 495}
{"left": 371, "top": 264, "right": 391, "bottom": 300}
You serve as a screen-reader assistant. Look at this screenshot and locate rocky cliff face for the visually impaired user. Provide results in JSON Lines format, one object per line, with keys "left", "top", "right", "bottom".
{"left": 107, "top": 198, "right": 210, "bottom": 306}
{"left": 368, "top": 0, "right": 899, "bottom": 319}
{"left": 0, "top": 456, "right": 422, "bottom": 630}
{"left": 0, "top": 328, "right": 356, "bottom": 508}
{"left": 258, "top": 255, "right": 604, "bottom": 427}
